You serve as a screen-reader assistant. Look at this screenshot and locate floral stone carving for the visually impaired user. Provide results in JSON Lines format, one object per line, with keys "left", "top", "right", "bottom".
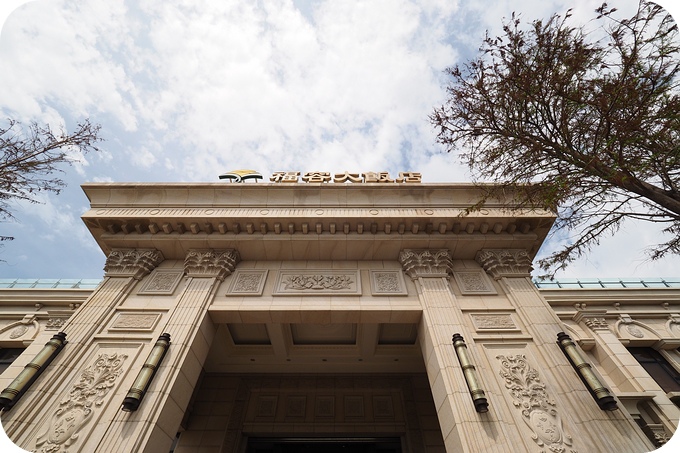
{"left": 104, "top": 249, "right": 163, "bottom": 280}
{"left": 284, "top": 274, "right": 353, "bottom": 291}
{"left": 35, "top": 353, "right": 127, "bottom": 453}
{"left": 184, "top": 249, "right": 240, "bottom": 280}
{"left": 497, "top": 354, "right": 576, "bottom": 453}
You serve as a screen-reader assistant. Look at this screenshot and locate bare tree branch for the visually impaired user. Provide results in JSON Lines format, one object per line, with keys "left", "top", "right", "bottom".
{"left": 431, "top": 1, "right": 680, "bottom": 275}
{"left": 0, "top": 118, "right": 102, "bottom": 242}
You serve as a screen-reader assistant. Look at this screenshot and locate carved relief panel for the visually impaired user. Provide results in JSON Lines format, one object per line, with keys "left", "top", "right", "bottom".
{"left": 227, "top": 269, "right": 268, "bottom": 296}
{"left": 497, "top": 354, "right": 577, "bottom": 453}
{"left": 453, "top": 270, "right": 497, "bottom": 295}
{"left": 273, "top": 270, "right": 361, "bottom": 296}
{"left": 33, "top": 351, "right": 130, "bottom": 453}
{"left": 138, "top": 269, "right": 184, "bottom": 295}
{"left": 369, "top": 270, "right": 407, "bottom": 296}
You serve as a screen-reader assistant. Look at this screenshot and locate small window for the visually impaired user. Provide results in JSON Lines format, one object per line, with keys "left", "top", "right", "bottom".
{"left": 628, "top": 348, "right": 680, "bottom": 393}
{"left": 0, "top": 348, "right": 24, "bottom": 374}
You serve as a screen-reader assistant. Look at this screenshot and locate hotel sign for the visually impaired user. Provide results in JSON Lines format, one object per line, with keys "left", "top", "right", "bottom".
{"left": 270, "top": 171, "right": 421, "bottom": 183}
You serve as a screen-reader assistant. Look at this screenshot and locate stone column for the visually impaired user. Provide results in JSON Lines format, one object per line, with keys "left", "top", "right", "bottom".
{"left": 1, "top": 249, "right": 163, "bottom": 450}
{"left": 95, "top": 249, "right": 240, "bottom": 453}
{"left": 400, "top": 249, "right": 498, "bottom": 452}
{"left": 475, "top": 249, "right": 653, "bottom": 453}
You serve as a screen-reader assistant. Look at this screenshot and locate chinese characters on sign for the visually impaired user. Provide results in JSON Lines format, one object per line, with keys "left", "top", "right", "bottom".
{"left": 270, "top": 171, "right": 421, "bottom": 183}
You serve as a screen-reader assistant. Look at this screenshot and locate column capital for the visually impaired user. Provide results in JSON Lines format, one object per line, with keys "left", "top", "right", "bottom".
{"left": 104, "top": 249, "right": 164, "bottom": 279}
{"left": 184, "top": 249, "right": 240, "bottom": 280}
{"left": 399, "top": 249, "right": 453, "bottom": 279}
{"left": 475, "top": 249, "right": 532, "bottom": 280}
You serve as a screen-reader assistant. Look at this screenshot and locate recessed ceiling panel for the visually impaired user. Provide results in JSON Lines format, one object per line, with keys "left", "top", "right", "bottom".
{"left": 291, "top": 323, "right": 357, "bottom": 345}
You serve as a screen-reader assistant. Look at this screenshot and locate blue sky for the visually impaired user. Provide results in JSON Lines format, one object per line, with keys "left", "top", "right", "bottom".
{"left": 0, "top": 0, "right": 679, "bottom": 281}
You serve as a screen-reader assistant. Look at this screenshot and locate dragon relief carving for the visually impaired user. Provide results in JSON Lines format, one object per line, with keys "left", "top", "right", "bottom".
{"left": 35, "top": 353, "right": 127, "bottom": 453}
{"left": 497, "top": 354, "right": 576, "bottom": 453}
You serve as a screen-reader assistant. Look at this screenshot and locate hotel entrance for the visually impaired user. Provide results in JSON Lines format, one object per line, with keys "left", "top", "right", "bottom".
{"left": 246, "top": 437, "right": 402, "bottom": 453}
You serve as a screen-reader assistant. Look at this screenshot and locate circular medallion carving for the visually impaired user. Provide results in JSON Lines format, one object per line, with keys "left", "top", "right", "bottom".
{"left": 260, "top": 209, "right": 270, "bottom": 215}
{"left": 9, "top": 325, "right": 28, "bottom": 339}
{"left": 149, "top": 209, "right": 160, "bottom": 215}
{"left": 315, "top": 209, "right": 324, "bottom": 215}
{"left": 204, "top": 209, "right": 215, "bottom": 215}
{"left": 424, "top": 209, "right": 434, "bottom": 215}
{"left": 96, "top": 209, "right": 106, "bottom": 215}
{"left": 627, "top": 324, "right": 644, "bottom": 338}
{"left": 369, "top": 209, "right": 379, "bottom": 215}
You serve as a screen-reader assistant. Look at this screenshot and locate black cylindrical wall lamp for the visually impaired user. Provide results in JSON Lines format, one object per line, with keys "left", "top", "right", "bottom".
{"left": 0, "top": 332, "right": 67, "bottom": 411}
{"left": 122, "top": 333, "right": 171, "bottom": 412}
{"left": 556, "top": 332, "right": 618, "bottom": 411}
{"left": 452, "top": 333, "right": 489, "bottom": 413}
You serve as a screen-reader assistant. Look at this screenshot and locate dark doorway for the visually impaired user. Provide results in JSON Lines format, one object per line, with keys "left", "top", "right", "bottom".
{"left": 247, "top": 437, "right": 402, "bottom": 453}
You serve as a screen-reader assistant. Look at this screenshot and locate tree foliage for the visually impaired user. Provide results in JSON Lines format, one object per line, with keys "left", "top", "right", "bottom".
{"left": 431, "top": 1, "right": 680, "bottom": 274}
{"left": 0, "top": 119, "right": 102, "bottom": 241}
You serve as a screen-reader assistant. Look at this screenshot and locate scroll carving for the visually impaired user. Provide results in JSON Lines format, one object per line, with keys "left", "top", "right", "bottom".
{"left": 274, "top": 270, "right": 361, "bottom": 295}
{"left": 476, "top": 249, "right": 533, "bottom": 279}
{"left": 399, "top": 249, "right": 453, "bottom": 279}
{"left": 497, "top": 354, "right": 576, "bottom": 453}
{"left": 184, "top": 249, "right": 240, "bottom": 280}
{"left": 104, "top": 249, "right": 163, "bottom": 279}
{"left": 35, "top": 353, "right": 127, "bottom": 453}
{"left": 283, "top": 274, "right": 353, "bottom": 291}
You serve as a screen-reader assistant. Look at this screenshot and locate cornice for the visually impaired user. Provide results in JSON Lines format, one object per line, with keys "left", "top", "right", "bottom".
{"left": 81, "top": 183, "right": 555, "bottom": 262}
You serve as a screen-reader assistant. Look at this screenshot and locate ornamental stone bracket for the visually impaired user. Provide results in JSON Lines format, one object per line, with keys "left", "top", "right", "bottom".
{"left": 475, "top": 249, "right": 533, "bottom": 280}
{"left": 104, "top": 249, "right": 164, "bottom": 280}
{"left": 184, "top": 249, "right": 240, "bottom": 280}
{"left": 398, "top": 249, "right": 453, "bottom": 279}
{"left": 572, "top": 310, "right": 611, "bottom": 332}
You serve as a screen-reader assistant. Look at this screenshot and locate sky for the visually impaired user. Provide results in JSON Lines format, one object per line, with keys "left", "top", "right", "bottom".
{"left": 1, "top": 3, "right": 680, "bottom": 452}
{"left": 0, "top": 0, "right": 679, "bottom": 282}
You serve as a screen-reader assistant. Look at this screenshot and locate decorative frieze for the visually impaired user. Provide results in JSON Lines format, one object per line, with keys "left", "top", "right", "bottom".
{"left": 273, "top": 270, "right": 361, "bottom": 296}
{"left": 497, "top": 354, "right": 576, "bottom": 453}
{"left": 138, "top": 270, "right": 184, "bottom": 295}
{"left": 399, "top": 249, "right": 453, "bottom": 279}
{"left": 184, "top": 249, "right": 240, "bottom": 280}
{"left": 35, "top": 353, "right": 127, "bottom": 453}
{"left": 228, "top": 270, "right": 268, "bottom": 295}
{"left": 471, "top": 314, "right": 517, "bottom": 331}
{"left": 110, "top": 313, "right": 161, "bottom": 332}
{"left": 370, "top": 270, "right": 407, "bottom": 295}
{"left": 104, "top": 249, "right": 163, "bottom": 280}
{"left": 453, "top": 270, "right": 497, "bottom": 295}
{"left": 475, "top": 249, "right": 532, "bottom": 279}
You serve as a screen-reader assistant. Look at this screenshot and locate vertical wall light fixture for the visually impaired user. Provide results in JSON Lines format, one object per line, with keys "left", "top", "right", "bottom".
{"left": 0, "top": 332, "right": 67, "bottom": 411}
{"left": 557, "top": 332, "right": 618, "bottom": 411}
{"left": 452, "top": 333, "right": 489, "bottom": 413}
{"left": 122, "top": 333, "right": 171, "bottom": 412}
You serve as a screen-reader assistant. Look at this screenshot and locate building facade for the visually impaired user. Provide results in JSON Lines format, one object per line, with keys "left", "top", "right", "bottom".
{"left": 0, "top": 180, "right": 678, "bottom": 452}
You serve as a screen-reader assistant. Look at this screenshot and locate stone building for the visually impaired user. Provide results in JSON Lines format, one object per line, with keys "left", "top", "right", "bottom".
{"left": 0, "top": 179, "right": 679, "bottom": 452}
